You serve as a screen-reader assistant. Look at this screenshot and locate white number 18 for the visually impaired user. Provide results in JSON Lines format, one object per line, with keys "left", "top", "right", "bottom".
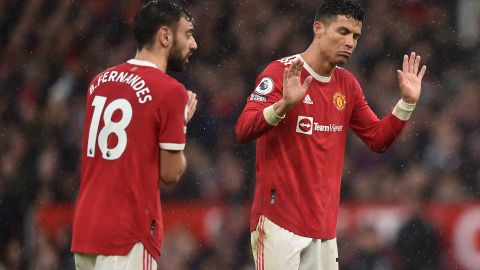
{"left": 87, "top": 95, "right": 133, "bottom": 160}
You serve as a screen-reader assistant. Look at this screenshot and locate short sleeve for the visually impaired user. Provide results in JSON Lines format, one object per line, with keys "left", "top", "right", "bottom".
{"left": 157, "top": 84, "right": 188, "bottom": 150}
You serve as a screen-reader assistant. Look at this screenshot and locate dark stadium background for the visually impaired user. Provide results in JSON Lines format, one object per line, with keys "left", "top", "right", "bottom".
{"left": 1, "top": 0, "right": 480, "bottom": 269}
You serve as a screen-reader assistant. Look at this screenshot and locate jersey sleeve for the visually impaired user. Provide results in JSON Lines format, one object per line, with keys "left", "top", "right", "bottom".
{"left": 157, "top": 83, "right": 188, "bottom": 151}
{"left": 349, "top": 78, "right": 407, "bottom": 153}
{"left": 235, "top": 62, "right": 284, "bottom": 143}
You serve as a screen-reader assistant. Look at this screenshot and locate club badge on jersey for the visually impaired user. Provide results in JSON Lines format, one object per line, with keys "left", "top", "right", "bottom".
{"left": 333, "top": 92, "right": 346, "bottom": 111}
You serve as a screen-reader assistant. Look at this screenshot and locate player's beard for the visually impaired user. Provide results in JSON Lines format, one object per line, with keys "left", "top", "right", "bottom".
{"left": 167, "top": 40, "right": 188, "bottom": 72}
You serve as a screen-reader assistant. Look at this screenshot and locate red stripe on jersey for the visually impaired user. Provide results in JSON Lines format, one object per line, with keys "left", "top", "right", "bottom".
{"left": 260, "top": 216, "right": 265, "bottom": 270}
{"left": 149, "top": 252, "right": 151, "bottom": 270}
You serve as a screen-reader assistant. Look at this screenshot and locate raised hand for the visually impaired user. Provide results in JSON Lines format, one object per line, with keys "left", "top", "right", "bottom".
{"left": 283, "top": 58, "right": 313, "bottom": 106}
{"left": 397, "top": 52, "right": 427, "bottom": 104}
{"left": 275, "top": 58, "right": 313, "bottom": 115}
{"left": 186, "top": 90, "right": 197, "bottom": 123}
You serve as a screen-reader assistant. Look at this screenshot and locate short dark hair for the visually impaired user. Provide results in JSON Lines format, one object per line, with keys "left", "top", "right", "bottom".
{"left": 134, "top": 1, "right": 193, "bottom": 50}
{"left": 314, "top": 0, "right": 365, "bottom": 24}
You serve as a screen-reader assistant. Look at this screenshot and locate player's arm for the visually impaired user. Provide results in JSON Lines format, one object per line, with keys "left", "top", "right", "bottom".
{"left": 350, "top": 99, "right": 408, "bottom": 153}
{"left": 160, "top": 149, "right": 186, "bottom": 185}
{"left": 236, "top": 59, "right": 313, "bottom": 143}
{"left": 350, "top": 52, "right": 426, "bottom": 153}
{"left": 235, "top": 101, "right": 278, "bottom": 144}
{"left": 158, "top": 86, "right": 197, "bottom": 185}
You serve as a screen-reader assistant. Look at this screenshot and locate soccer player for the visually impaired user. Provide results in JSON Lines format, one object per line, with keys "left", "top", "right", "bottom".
{"left": 235, "top": 1, "right": 426, "bottom": 269}
{"left": 71, "top": 1, "right": 197, "bottom": 269}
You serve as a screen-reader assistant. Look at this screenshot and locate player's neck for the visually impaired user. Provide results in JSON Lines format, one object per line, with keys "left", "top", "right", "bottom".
{"left": 135, "top": 49, "right": 168, "bottom": 72}
{"left": 301, "top": 46, "right": 336, "bottom": 77}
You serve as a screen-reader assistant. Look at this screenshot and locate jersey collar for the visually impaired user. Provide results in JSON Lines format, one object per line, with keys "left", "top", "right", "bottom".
{"left": 297, "top": 54, "right": 332, "bottom": 83}
{"left": 127, "top": 59, "right": 158, "bottom": 69}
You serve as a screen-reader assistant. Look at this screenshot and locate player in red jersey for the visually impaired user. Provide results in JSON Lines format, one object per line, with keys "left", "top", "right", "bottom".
{"left": 71, "top": 1, "right": 198, "bottom": 269}
{"left": 236, "top": 1, "right": 427, "bottom": 269}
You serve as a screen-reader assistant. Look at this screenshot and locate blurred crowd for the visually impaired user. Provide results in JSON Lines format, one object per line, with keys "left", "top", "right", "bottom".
{"left": 1, "top": 0, "right": 479, "bottom": 269}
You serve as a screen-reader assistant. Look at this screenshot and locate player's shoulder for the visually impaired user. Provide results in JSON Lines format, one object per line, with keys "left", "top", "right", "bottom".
{"left": 334, "top": 67, "right": 363, "bottom": 93}
{"left": 263, "top": 54, "right": 299, "bottom": 72}
{"left": 153, "top": 73, "right": 186, "bottom": 93}
{"left": 120, "top": 62, "right": 186, "bottom": 93}
{"left": 276, "top": 54, "right": 300, "bottom": 66}
{"left": 90, "top": 62, "right": 125, "bottom": 81}
{"left": 258, "top": 54, "right": 301, "bottom": 82}
{"left": 152, "top": 75, "right": 188, "bottom": 104}
{"left": 334, "top": 66, "right": 356, "bottom": 80}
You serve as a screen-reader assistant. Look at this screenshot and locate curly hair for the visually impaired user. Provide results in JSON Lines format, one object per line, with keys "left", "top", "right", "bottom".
{"left": 314, "top": 0, "right": 365, "bottom": 23}
{"left": 134, "top": 0, "right": 193, "bottom": 50}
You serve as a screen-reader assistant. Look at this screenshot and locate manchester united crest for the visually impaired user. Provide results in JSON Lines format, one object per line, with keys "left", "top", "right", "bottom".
{"left": 333, "top": 92, "right": 346, "bottom": 111}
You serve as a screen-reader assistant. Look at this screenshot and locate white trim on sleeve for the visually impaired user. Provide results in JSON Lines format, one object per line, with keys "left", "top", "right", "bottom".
{"left": 159, "top": 143, "right": 185, "bottom": 151}
{"left": 392, "top": 99, "right": 416, "bottom": 121}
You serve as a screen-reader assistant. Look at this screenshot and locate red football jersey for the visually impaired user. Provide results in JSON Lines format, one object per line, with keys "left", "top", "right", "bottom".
{"left": 236, "top": 55, "right": 407, "bottom": 239}
{"left": 71, "top": 59, "right": 188, "bottom": 260}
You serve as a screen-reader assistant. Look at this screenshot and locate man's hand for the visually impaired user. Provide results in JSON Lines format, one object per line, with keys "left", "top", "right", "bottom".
{"left": 274, "top": 58, "right": 313, "bottom": 116}
{"left": 186, "top": 90, "right": 197, "bottom": 123}
{"left": 397, "top": 52, "right": 427, "bottom": 104}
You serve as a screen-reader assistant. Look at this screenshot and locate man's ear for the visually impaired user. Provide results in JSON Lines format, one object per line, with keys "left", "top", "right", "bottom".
{"left": 313, "top": 21, "right": 326, "bottom": 37}
{"left": 157, "top": 26, "right": 172, "bottom": 47}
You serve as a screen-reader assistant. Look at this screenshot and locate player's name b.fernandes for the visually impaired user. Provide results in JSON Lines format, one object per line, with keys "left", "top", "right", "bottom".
{"left": 89, "top": 71, "right": 153, "bottom": 104}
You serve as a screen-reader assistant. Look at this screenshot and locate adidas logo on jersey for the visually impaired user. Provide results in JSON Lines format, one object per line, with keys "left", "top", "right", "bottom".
{"left": 303, "top": 94, "right": 313, "bottom": 104}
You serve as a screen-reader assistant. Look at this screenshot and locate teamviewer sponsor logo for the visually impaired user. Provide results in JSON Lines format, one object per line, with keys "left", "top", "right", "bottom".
{"left": 296, "top": 116, "right": 344, "bottom": 135}
{"left": 296, "top": 116, "right": 313, "bottom": 135}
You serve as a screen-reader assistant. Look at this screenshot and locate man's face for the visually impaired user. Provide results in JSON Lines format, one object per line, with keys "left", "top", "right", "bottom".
{"left": 167, "top": 17, "right": 197, "bottom": 72}
{"left": 316, "top": 15, "right": 362, "bottom": 66}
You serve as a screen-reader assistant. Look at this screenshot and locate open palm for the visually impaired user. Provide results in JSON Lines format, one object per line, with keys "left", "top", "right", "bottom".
{"left": 397, "top": 52, "right": 427, "bottom": 104}
{"left": 282, "top": 58, "right": 313, "bottom": 106}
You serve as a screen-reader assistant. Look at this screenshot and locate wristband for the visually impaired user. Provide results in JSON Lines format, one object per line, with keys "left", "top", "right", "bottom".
{"left": 263, "top": 103, "right": 285, "bottom": 126}
{"left": 392, "top": 99, "right": 416, "bottom": 120}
